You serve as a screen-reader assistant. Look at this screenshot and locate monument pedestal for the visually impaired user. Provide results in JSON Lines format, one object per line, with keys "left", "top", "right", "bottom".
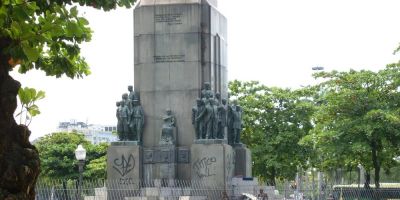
{"left": 191, "top": 141, "right": 234, "bottom": 187}
{"left": 233, "top": 144, "right": 252, "bottom": 177}
{"left": 143, "top": 145, "right": 177, "bottom": 181}
{"left": 107, "top": 142, "right": 143, "bottom": 200}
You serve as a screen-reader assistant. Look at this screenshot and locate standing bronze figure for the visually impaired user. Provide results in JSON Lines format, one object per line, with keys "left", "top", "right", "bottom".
{"left": 130, "top": 98, "right": 145, "bottom": 142}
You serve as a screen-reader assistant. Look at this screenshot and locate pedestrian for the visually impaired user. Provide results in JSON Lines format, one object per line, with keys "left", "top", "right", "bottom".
{"left": 221, "top": 191, "right": 229, "bottom": 200}
{"left": 257, "top": 189, "right": 268, "bottom": 200}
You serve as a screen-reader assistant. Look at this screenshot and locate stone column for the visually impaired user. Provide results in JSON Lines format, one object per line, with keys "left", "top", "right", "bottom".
{"left": 233, "top": 144, "right": 252, "bottom": 177}
{"left": 106, "top": 142, "right": 143, "bottom": 200}
{"left": 191, "top": 140, "right": 234, "bottom": 198}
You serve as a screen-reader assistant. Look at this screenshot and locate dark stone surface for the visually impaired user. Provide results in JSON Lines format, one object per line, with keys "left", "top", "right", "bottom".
{"left": 194, "top": 139, "right": 227, "bottom": 144}
{"left": 142, "top": 146, "right": 191, "bottom": 164}
{"left": 111, "top": 141, "right": 141, "bottom": 146}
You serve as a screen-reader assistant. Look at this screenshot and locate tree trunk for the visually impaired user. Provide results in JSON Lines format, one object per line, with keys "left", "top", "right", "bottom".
{"left": 371, "top": 142, "right": 380, "bottom": 189}
{"left": 364, "top": 171, "right": 371, "bottom": 189}
{"left": 0, "top": 38, "right": 40, "bottom": 199}
{"left": 271, "top": 167, "right": 276, "bottom": 186}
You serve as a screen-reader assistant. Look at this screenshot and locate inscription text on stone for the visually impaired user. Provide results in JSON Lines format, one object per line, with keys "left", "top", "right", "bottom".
{"left": 155, "top": 13, "right": 183, "bottom": 25}
{"left": 154, "top": 55, "right": 185, "bottom": 63}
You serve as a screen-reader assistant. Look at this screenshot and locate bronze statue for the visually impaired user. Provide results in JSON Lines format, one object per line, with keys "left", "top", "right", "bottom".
{"left": 128, "top": 85, "right": 137, "bottom": 104}
{"left": 129, "top": 98, "right": 145, "bottom": 142}
{"left": 233, "top": 105, "right": 243, "bottom": 143}
{"left": 116, "top": 101, "right": 123, "bottom": 140}
{"left": 118, "top": 101, "right": 130, "bottom": 141}
{"left": 217, "top": 98, "right": 227, "bottom": 139}
{"left": 192, "top": 98, "right": 204, "bottom": 139}
{"left": 196, "top": 98, "right": 217, "bottom": 139}
{"left": 122, "top": 93, "right": 131, "bottom": 112}
{"left": 215, "top": 92, "right": 221, "bottom": 104}
{"left": 201, "top": 82, "right": 214, "bottom": 99}
{"left": 210, "top": 98, "right": 219, "bottom": 139}
{"left": 227, "top": 100, "right": 236, "bottom": 144}
{"left": 160, "top": 109, "right": 176, "bottom": 145}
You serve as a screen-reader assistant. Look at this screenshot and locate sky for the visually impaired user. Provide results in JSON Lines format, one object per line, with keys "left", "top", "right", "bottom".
{"left": 10, "top": 0, "right": 400, "bottom": 140}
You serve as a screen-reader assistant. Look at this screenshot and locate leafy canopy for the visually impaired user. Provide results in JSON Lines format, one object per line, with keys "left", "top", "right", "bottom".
{"left": 35, "top": 132, "right": 109, "bottom": 180}
{"left": 302, "top": 65, "right": 400, "bottom": 187}
{"left": 229, "top": 80, "right": 315, "bottom": 183}
{"left": 1, "top": 0, "right": 136, "bottom": 78}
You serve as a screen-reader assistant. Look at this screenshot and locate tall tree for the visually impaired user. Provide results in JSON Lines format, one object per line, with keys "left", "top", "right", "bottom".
{"left": 305, "top": 65, "right": 400, "bottom": 188}
{"left": 35, "top": 132, "right": 108, "bottom": 180}
{"left": 0, "top": 1, "right": 135, "bottom": 199}
{"left": 229, "top": 80, "right": 315, "bottom": 184}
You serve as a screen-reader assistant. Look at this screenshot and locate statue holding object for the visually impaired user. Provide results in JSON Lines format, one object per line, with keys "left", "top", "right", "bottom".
{"left": 160, "top": 109, "right": 176, "bottom": 145}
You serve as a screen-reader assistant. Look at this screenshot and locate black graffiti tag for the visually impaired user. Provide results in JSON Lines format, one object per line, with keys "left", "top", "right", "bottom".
{"left": 113, "top": 154, "right": 135, "bottom": 177}
{"left": 193, "top": 157, "right": 217, "bottom": 178}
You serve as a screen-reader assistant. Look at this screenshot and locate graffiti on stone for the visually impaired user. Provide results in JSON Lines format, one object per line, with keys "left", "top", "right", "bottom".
{"left": 118, "top": 177, "right": 134, "bottom": 185}
{"left": 226, "top": 153, "right": 235, "bottom": 180}
{"left": 193, "top": 157, "right": 217, "bottom": 178}
{"left": 113, "top": 154, "right": 135, "bottom": 177}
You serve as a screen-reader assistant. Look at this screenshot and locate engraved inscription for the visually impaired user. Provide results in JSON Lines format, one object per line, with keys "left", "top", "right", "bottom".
{"left": 160, "top": 151, "right": 170, "bottom": 162}
{"left": 118, "top": 177, "right": 134, "bottom": 185}
{"left": 193, "top": 157, "right": 217, "bottom": 178}
{"left": 113, "top": 154, "right": 135, "bottom": 177}
{"left": 144, "top": 150, "right": 154, "bottom": 163}
{"left": 155, "top": 13, "right": 183, "bottom": 25}
{"left": 178, "top": 149, "right": 190, "bottom": 163}
{"left": 154, "top": 55, "right": 185, "bottom": 63}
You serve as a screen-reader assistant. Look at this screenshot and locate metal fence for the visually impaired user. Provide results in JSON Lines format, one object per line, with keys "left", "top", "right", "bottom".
{"left": 36, "top": 179, "right": 239, "bottom": 200}
{"left": 35, "top": 179, "right": 400, "bottom": 200}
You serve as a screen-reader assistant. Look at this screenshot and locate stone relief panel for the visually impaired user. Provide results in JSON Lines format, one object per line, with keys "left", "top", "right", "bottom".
{"left": 144, "top": 150, "right": 155, "bottom": 163}
{"left": 177, "top": 148, "right": 190, "bottom": 163}
{"left": 143, "top": 148, "right": 189, "bottom": 164}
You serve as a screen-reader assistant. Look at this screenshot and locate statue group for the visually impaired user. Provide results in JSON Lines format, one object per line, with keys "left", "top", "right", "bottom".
{"left": 116, "top": 85, "right": 145, "bottom": 142}
{"left": 192, "top": 82, "right": 243, "bottom": 144}
{"left": 115, "top": 83, "right": 243, "bottom": 145}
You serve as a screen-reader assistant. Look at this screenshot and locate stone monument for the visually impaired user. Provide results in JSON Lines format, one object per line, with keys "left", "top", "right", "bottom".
{"left": 134, "top": 0, "right": 228, "bottom": 180}
{"left": 107, "top": 0, "right": 253, "bottom": 198}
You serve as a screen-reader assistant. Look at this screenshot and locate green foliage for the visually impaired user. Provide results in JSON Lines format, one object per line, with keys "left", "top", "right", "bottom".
{"left": 0, "top": 0, "right": 136, "bottom": 78}
{"left": 16, "top": 86, "right": 45, "bottom": 125}
{"left": 304, "top": 65, "right": 400, "bottom": 188}
{"left": 35, "top": 132, "right": 109, "bottom": 180}
{"left": 229, "top": 80, "right": 315, "bottom": 183}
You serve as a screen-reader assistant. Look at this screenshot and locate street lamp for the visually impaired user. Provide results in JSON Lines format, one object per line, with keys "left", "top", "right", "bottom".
{"left": 357, "top": 164, "right": 362, "bottom": 188}
{"left": 75, "top": 144, "right": 86, "bottom": 200}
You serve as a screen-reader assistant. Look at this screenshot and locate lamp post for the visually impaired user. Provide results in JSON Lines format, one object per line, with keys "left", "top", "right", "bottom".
{"left": 75, "top": 144, "right": 86, "bottom": 200}
{"left": 357, "top": 164, "right": 362, "bottom": 188}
